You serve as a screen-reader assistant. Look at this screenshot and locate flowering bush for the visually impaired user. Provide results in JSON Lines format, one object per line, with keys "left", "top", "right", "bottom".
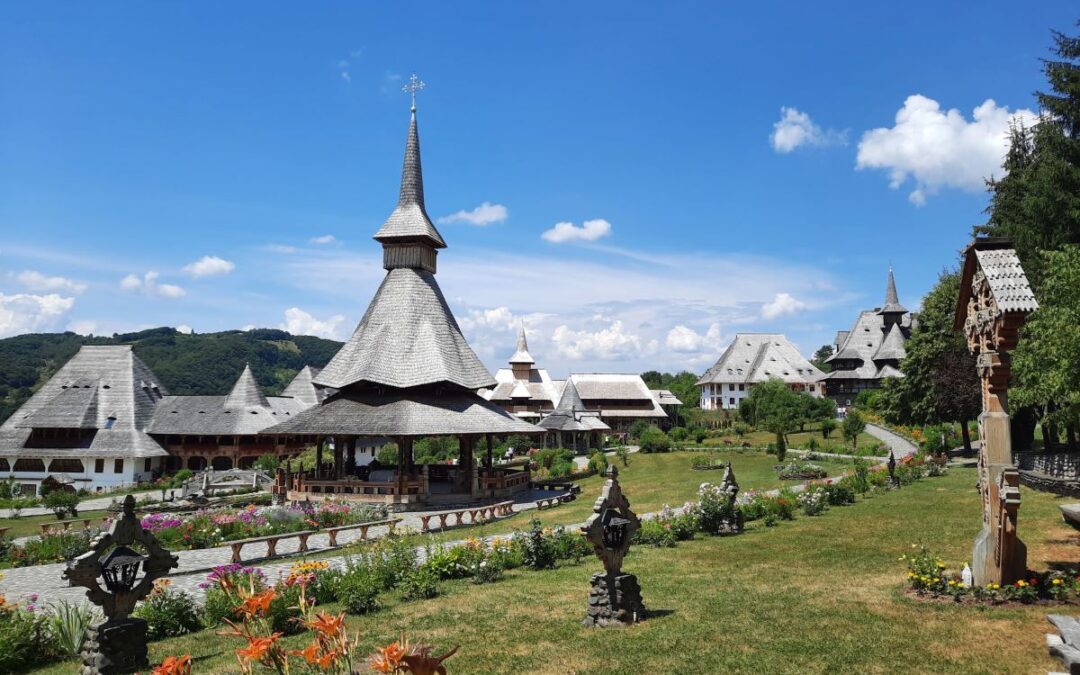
{"left": 694, "top": 482, "right": 739, "bottom": 535}
{"left": 796, "top": 487, "right": 828, "bottom": 516}
{"left": 4, "top": 530, "right": 96, "bottom": 567}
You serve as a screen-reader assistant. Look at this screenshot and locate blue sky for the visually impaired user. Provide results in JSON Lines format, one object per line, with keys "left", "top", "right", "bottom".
{"left": 1, "top": 2, "right": 1076, "bottom": 376}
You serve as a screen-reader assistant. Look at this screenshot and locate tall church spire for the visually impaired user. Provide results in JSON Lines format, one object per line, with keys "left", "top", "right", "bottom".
{"left": 373, "top": 75, "right": 447, "bottom": 272}
{"left": 878, "top": 267, "right": 907, "bottom": 315}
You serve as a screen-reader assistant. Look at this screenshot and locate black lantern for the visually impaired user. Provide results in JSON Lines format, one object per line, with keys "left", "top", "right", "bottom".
{"left": 99, "top": 545, "right": 145, "bottom": 593}
{"left": 600, "top": 509, "right": 631, "bottom": 549}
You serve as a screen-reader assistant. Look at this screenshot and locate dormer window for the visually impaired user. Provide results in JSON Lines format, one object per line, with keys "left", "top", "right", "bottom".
{"left": 105, "top": 416, "right": 117, "bottom": 429}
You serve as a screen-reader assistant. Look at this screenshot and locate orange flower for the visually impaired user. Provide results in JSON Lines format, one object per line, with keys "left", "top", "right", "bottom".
{"left": 292, "top": 642, "right": 320, "bottom": 664}
{"left": 370, "top": 639, "right": 409, "bottom": 673}
{"left": 151, "top": 655, "right": 192, "bottom": 675}
{"left": 307, "top": 610, "right": 346, "bottom": 637}
{"left": 236, "top": 589, "right": 276, "bottom": 618}
{"left": 236, "top": 633, "right": 282, "bottom": 663}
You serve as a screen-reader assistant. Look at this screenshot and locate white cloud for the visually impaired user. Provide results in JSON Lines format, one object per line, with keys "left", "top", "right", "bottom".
{"left": 0, "top": 293, "right": 76, "bottom": 337}
{"left": 665, "top": 323, "right": 724, "bottom": 353}
{"left": 280, "top": 307, "right": 346, "bottom": 340}
{"left": 771, "top": 107, "right": 847, "bottom": 153}
{"left": 67, "top": 320, "right": 97, "bottom": 335}
{"left": 309, "top": 235, "right": 339, "bottom": 245}
{"left": 541, "top": 219, "right": 612, "bottom": 244}
{"left": 856, "top": 94, "right": 1038, "bottom": 205}
{"left": 437, "top": 202, "right": 509, "bottom": 227}
{"left": 120, "top": 272, "right": 186, "bottom": 299}
{"left": 182, "top": 255, "right": 235, "bottom": 278}
{"left": 14, "top": 270, "right": 87, "bottom": 294}
{"left": 550, "top": 320, "right": 658, "bottom": 361}
{"left": 265, "top": 244, "right": 298, "bottom": 254}
{"left": 175, "top": 324, "right": 193, "bottom": 334}
{"left": 761, "top": 292, "right": 807, "bottom": 319}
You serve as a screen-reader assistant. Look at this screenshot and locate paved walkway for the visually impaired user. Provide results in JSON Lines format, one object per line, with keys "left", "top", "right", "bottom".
{"left": 865, "top": 423, "right": 919, "bottom": 458}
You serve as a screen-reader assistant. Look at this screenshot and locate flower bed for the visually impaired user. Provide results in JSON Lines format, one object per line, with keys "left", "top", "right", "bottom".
{"left": 776, "top": 458, "right": 827, "bottom": 480}
{"left": 144, "top": 502, "right": 388, "bottom": 551}
{"left": 902, "top": 545, "right": 1080, "bottom": 605}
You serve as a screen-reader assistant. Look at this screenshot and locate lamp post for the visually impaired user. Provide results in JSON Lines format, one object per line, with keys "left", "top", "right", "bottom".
{"left": 64, "top": 495, "right": 178, "bottom": 674}
{"left": 582, "top": 466, "right": 646, "bottom": 627}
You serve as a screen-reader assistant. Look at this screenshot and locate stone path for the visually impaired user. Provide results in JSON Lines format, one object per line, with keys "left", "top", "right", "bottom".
{"left": 865, "top": 423, "right": 919, "bottom": 459}
{"left": 0, "top": 490, "right": 564, "bottom": 606}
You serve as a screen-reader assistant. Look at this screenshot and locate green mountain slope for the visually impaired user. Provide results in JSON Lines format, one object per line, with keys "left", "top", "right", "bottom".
{"left": 0, "top": 327, "right": 344, "bottom": 424}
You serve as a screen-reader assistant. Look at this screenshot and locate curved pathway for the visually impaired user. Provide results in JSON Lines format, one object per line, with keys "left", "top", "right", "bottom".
{"left": 865, "top": 423, "right": 919, "bottom": 459}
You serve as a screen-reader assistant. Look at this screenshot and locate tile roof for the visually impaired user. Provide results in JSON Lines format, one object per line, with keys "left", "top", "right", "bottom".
{"left": 974, "top": 247, "right": 1039, "bottom": 313}
{"left": 697, "top": 334, "right": 823, "bottom": 386}
{"left": 0, "top": 345, "right": 170, "bottom": 458}
{"left": 313, "top": 268, "right": 496, "bottom": 391}
{"left": 280, "top": 366, "right": 331, "bottom": 408}
{"left": 263, "top": 388, "right": 542, "bottom": 437}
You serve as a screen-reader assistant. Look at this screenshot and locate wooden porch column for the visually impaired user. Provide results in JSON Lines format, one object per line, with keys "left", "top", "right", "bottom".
{"left": 486, "top": 434, "right": 494, "bottom": 471}
{"left": 397, "top": 436, "right": 407, "bottom": 495}
{"left": 346, "top": 439, "right": 357, "bottom": 475}
{"left": 315, "top": 439, "right": 324, "bottom": 479}
{"left": 333, "top": 436, "right": 344, "bottom": 479}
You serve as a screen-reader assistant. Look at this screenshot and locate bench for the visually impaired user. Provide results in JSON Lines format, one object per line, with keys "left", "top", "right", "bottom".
{"left": 417, "top": 500, "right": 515, "bottom": 533}
{"left": 534, "top": 496, "right": 563, "bottom": 510}
{"left": 40, "top": 518, "right": 100, "bottom": 536}
{"left": 325, "top": 518, "right": 399, "bottom": 547}
{"left": 229, "top": 530, "right": 315, "bottom": 564}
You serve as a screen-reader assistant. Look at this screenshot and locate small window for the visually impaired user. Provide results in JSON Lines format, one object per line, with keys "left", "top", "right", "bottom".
{"left": 729, "top": 398, "right": 735, "bottom": 406}
{"left": 739, "top": 384, "right": 745, "bottom": 391}
{"left": 94, "top": 459, "right": 104, "bottom": 473}
{"left": 105, "top": 416, "right": 117, "bottom": 429}
{"left": 144, "top": 458, "right": 152, "bottom": 472}
{"left": 113, "top": 459, "right": 124, "bottom": 474}
{"left": 728, "top": 384, "right": 735, "bottom": 392}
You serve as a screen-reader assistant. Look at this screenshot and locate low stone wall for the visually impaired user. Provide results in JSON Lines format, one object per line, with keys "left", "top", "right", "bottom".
{"left": 1019, "top": 470, "right": 1080, "bottom": 498}
{"left": 1015, "top": 452, "right": 1080, "bottom": 481}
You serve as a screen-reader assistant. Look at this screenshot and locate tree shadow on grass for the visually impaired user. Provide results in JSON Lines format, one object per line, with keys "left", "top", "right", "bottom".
{"left": 644, "top": 608, "right": 675, "bottom": 619}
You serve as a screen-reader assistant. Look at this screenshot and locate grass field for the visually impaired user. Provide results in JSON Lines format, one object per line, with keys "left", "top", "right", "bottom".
{"left": 29, "top": 465, "right": 1080, "bottom": 674}
{"left": 699, "top": 424, "right": 885, "bottom": 454}
{"left": 0, "top": 509, "right": 110, "bottom": 539}
{"left": 434, "top": 450, "right": 853, "bottom": 535}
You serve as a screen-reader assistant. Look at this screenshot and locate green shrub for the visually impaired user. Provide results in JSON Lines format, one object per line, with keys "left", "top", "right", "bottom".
{"left": 551, "top": 526, "right": 590, "bottom": 562}
{"left": 469, "top": 551, "right": 504, "bottom": 585}
{"left": 268, "top": 582, "right": 304, "bottom": 634}
{"left": 825, "top": 481, "right": 857, "bottom": 505}
{"left": 796, "top": 487, "right": 828, "bottom": 516}
{"left": 398, "top": 567, "right": 439, "bottom": 601}
{"left": 201, "top": 588, "right": 235, "bottom": 626}
{"left": 0, "top": 607, "right": 55, "bottom": 672}
{"left": 533, "top": 447, "right": 575, "bottom": 470}
{"left": 43, "top": 490, "right": 79, "bottom": 518}
{"left": 628, "top": 420, "right": 650, "bottom": 440}
{"left": 586, "top": 451, "right": 608, "bottom": 474}
{"left": 169, "top": 468, "right": 195, "bottom": 488}
{"left": 548, "top": 460, "right": 575, "bottom": 478}
{"left": 133, "top": 587, "right": 200, "bottom": 640}
{"left": 636, "top": 519, "right": 677, "bottom": 547}
{"left": 669, "top": 427, "right": 689, "bottom": 443}
{"left": 423, "top": 543, "right": 481, "bottom": 580}
{"left": 518, "top": 519, "right": 557, "bottom": 570}
{"left": 338, "top": 569, "right": 380, "bottom": 615}
{"left": 638, "top": 426, "right": 672, "bottom": 453}
{"left": 6, "top": 531, "right": 93, "bottom": 567}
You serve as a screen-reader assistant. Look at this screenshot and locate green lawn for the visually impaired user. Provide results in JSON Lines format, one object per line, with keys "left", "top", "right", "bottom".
{"left": 453, "top": 450, "right": 851, "bottom": 535}
{"left": 29, "top": 466, "right": 1080, "bottom": 674}
{"left": 0, "top": 509, "right": 110, "bottom": 539}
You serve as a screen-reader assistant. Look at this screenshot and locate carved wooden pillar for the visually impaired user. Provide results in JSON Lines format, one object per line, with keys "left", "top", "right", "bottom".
{"left": 956, "top": 239, "right": 1037, "bottom": 585}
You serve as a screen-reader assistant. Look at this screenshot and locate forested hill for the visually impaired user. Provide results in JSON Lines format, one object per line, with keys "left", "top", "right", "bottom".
{"left": 0, "top": 327, "right": 344, "bottom": 424}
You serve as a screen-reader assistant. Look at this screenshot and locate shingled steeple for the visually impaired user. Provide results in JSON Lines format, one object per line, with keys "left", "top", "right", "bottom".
{"left": 373, "top": 105, "right": 447, "bottom": 273}
{"left": 224, "top": 364, "right": 270, "bottom": 410}
{"left": 878, "top": 267, "right": 907, "bottom": 315}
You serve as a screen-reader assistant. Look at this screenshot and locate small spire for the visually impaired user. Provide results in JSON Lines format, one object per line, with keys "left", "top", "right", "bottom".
{"left": 878, "top": 266, "right": 907, "bottom": 314}
{"left": 508, "top": 322, "right": 535, "bottom": 365}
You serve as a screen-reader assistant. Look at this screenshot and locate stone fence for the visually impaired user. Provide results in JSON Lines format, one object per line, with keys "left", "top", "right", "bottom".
{"left": 1015, "top": 451, "right": 1080, "bottom": 497}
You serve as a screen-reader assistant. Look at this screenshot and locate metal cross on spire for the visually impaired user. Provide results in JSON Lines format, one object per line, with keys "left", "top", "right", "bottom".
{"left": 403, "top": 73, "right": 425, "bottom": 111}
